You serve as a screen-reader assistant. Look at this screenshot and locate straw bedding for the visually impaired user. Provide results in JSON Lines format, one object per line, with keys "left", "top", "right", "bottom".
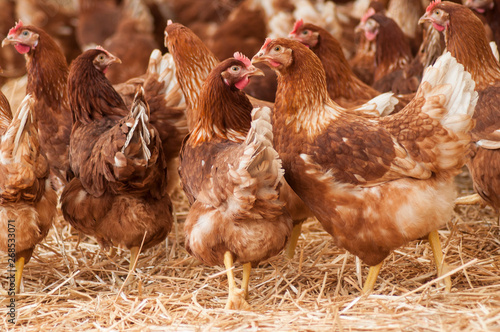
{"left": 1, "top": 168, "right": 499, "bottom": 331}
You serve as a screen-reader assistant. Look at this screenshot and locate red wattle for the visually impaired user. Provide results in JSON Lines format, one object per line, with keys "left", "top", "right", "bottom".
{"left": 235, "top": 77, "right": 249, "bottom": 90}
{"left": 14, "top": 44, "right": 30, "bottom": 54}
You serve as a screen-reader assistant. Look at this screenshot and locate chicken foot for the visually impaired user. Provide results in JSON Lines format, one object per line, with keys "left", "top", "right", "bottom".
{"left": 428, "top": 230, "right": 452, "bottom": 292}
{"left": 285, "top": 222, "right": 303, "bottom": 259}
{"left": 224, "top": 251, "right": 250, "bottom": 310}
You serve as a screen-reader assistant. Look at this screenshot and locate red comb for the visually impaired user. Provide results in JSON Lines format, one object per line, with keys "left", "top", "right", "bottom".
{"left": 290, "top": 18, "right": 304, "bottom": 35}
{"left": 234, "top": 52, "right": 251, "bottom": 67}
{"left": 261, "top": 38, "right": 272, "bottom": 52}
{"left": 426, "top": 0, "right": 442, "bottom": 13}
{"left": 361, "top": 8, "right": 375, "bottom": 24}
{"left": 8, "top": 20, "right": 24, "bottom": 36}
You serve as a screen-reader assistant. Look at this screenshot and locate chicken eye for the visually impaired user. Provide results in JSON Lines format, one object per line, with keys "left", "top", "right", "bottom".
{"left": 98, "top": 55, "right": 105, "bottom": 61}
{"left": 231, "top": 66, "right": 240, "bottom": 72}
{"left": 274, "top": 46, "right": 281, "bottom": 52}
{"left": 302, "top": 30, "right": 309, "bottom": 35}
{"left": 435, "top": 10, "right": 440, "bottom": 15}
{"left": 22, "top": 31, "right": 29, "bottom": 36}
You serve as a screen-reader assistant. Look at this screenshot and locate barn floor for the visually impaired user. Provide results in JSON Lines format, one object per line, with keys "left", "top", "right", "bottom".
{"left": 1, "top": 170, "right": 499, "bottom": 331}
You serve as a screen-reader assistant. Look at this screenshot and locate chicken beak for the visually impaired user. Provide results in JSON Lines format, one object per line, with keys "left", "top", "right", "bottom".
{"left": 418, "top": 13, "right": 430, "bottom": 25}
{"left": 251, "top": 52, "right": 267, "bottom": 65}
{"left": 247, "top": 65, "right": 265, "bottom": 78}
{"left": 2, "top": 36, "right": 16, "bottom": 48}
{"left": 108, "top": 55, "right": 122, "bottom": 66}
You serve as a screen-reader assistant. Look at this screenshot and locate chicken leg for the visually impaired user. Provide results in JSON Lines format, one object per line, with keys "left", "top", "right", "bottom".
{"left": 242, "top": 262, "right": 252, "bottom": 299}
{"left": 15, "top": 249, "right": 32, "bottom": 294}
{"left": 454, "top": 193, "right": 482, "bottom": 205}
{"left": 285, "top": 222, "right": 303, "bottom": 259}
{"left": 224, "top": 251, "right": 250, "bottom": 310}
{"left": 428, "top": 230, "right": 452, "bottom": 292}
{"left": 362, "top": 261, "right": 383, "bottom": 294}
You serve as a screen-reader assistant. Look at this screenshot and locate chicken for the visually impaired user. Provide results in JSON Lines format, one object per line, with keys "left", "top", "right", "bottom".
{"left": 420, "top": 1, "right": 500, "bottom": 210}
{"left": 350, "top": 6, "right": 379, "bottom": 86}
{"left": 61, "top": 48, "right": 173, "bottom": 273}
{"left": 103, "top": 18, "right": 159, "bottom": 84}
{"left": 166, "top": 20, "right": 405, "bottom": 258}
{"left": 0, "top": 92, "right": 58, "bottom": 293}
{"left": 180, "top": 53, "right": 292, "bottom": 309}
{"left": 2, "top": 21, "right": 73, "bottom": 190}
{"left": 76, "top": 0, "right": 122, "bottom": 50}
{"left": 164, "top": 21, "right": 273, "bottom": 131}
{"left": 207, "top": 0, "right": 278, "bottom": 102}
{"left": 357, "top": 12, "right": 414, "bottom": 93}
{"left": 3, "top": 22, "right": 187, "bottom": 193}
{"left": 288, "top": 18, "right": 381, "bottom": 108}
{"left": 252, "top": 38, "right": 477, "bottom": 293}
{"left": 15, "top": 0, "right": 80, "bottom": 62}
{"left": 465, "top": 0, "right": 500, "bottom": 52}
{"left": 386, "top": 0, "right": 424, "bottom": 55}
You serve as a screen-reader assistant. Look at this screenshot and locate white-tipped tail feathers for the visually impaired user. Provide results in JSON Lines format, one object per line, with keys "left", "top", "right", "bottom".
{"left": 420, "top": 52, "right": 477, "bottom": 134}
{"left": 122, "top": 88, "right": 152, "bottom": 162}
{"left": 226, "top": 106, "right": 285, "bottom": 217}
{"left": 357, "top": 92, "right": 399, "bottom": 117}
{"left": 147, "top": 49, "right": 186, "bottom": 109}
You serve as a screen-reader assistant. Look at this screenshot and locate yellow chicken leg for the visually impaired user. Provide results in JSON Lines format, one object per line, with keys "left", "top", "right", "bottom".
{"left": 15, "top": 256, "right": 25, "bottom": 294}
{"left": 242, "top": 262, "right": 252, "bottom": 299}
{"left": 15, "top": 249, "right": 32, "bottom": 294}
{"left": 428, "top": 230, "right": 452, "bottom": 292}
{"left": 454, "top": 193, "right": 482, "bottom": 205}
{"left": 362, "top": 261, "right": 383, "bottom": 294}
{"left": 285, "top": 222, "right": 303, "bottom": 259}
{"left": 224, "top": 251, "right": 250, "bottom": 310}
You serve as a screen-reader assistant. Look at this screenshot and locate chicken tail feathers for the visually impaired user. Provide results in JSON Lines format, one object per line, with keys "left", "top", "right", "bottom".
{"left": 6, "top": 94, "right": 35, "bottom": 159}
{"left": 420, "top": 51, "right": 477, "bottom": 134}
{"left": 122, "top": 87, "right": 151, "bottom": 162}
{"left": 224, "top": 106, "right": 285, "bottom": 219}
{"left": 147, "top": 50, "right": 186, "bottom": 109}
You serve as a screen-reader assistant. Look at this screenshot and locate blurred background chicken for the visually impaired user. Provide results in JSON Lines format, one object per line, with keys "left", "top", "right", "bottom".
{"left": 0, "top": 91, "right": 58, "bottom": 293}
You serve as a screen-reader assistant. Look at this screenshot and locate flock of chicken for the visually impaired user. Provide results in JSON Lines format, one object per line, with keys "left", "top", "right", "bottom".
{"left": 1, "top": 0, "right": 499, "bottom": 311}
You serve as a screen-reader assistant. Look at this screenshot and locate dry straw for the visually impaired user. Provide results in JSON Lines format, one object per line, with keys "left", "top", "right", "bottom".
{"left": 0, "top": 172, "right": 499, "bottom": 331}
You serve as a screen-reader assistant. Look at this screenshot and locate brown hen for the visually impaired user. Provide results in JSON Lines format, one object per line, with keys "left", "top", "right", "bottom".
{"left": 180, "top": 54, "right": 292, "bottom": 309}
{"left": 61, "top": 48, "right": 173, "bottom": 274}
{"left": 421, "top": 0, "right": 500, "bottom": 210}
{"left": 2, "top": 21, "right": 73, "bottom": 190}
{"left": 0, "top": 92, "right": 58, "bottom": 293}
{"left": 253, "top": 38, "right": 477, "bottom": 293}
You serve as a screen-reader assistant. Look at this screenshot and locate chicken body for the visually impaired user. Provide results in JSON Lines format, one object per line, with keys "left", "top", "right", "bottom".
{"left": 422, "top": 1, "right": 500, "bottom": 209}
{"left": 2, "top": 22, "right": 73, "bottom": 189}
{"left": 358, "top": 12, "right": 414, "bottom": 93}
{"left": 166, "top": 21, "right": 310, "bottom": 258}
{"left": 0, "top": 93, "right": 58, "bottom": 293}
{"left": 3, "top": 22, "right": 187, "bottom": 193}
{"left": 252, "top": 38, "right": 477, "bottom": 290}
{"left": 180, "top": 57, "right": 292, "bottom": 309}
{"left": 61, "top": 49, "right": 172, "bottom": 265}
